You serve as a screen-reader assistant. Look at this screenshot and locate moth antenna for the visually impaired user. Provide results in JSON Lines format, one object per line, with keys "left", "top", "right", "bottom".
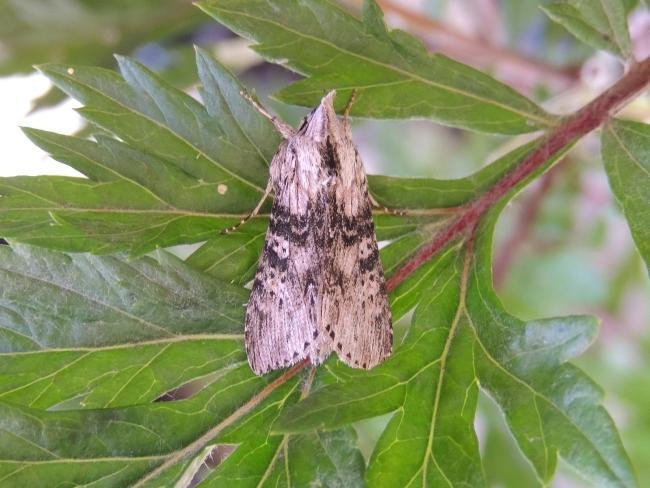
{"left": 240, "top": 90, "right": 295, "bottom": 139}
{"left": 343, "top": 89, "right": 359, "bottom": 122}
{"left": 221, "top": 181, "right": 273, "bottom": 234}
{"left": 368, "top": 191, "right": 404, "bottom": 216}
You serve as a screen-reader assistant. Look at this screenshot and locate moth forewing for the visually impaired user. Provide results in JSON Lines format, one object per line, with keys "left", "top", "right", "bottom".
{"left": 322, "top": 108, "right": 392, "bottom": 370}
{"left": 244, "top": 124, "right": 331, "bottom": 375}
{"left": 244, "top": 91, "right": 392, "bottom": 375}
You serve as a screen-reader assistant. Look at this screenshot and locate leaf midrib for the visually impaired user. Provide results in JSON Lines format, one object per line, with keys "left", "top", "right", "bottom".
{"left": 0, "top": 204, "right": 261, "bottom": 219}
{"left": 0, "top": 334, "right": 243, "bottom": 357}
{"left": 198, "top": 61, "right": 272, "bottom": 167}
{"left": 413, "top": 249, "right": 470, "bottom": 487}
{"left": 0, "top": 455, "right": 169, "bottom": 464}
{"left": 203, "top": 231, "right": 266, "bottom": 274}
{"left": 0, "top": 267, "right": 174, "bottom": 338}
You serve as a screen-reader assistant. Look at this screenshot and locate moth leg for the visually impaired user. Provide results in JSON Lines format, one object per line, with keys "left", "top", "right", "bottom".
{"left": 368, "top": 191, "right": 405, "bottom": 216}
{"left": 240, "top": 90, "right": 295, "bottom": 139}
{"left": 343, "top": 89, "right": 358, "bottom": 122}
{"left": 222, "top": 180, "right": 273, "bottom": 234}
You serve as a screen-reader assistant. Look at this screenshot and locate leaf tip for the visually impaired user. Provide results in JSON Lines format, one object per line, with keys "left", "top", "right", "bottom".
{"left": 362, "top": 0, "right": 389, "bottom": 37}
{"left": 33, "top": 63, "right": 56, "bottom": 76}
{"left": 19, "top": 126, "right": 42, "bottom": 143}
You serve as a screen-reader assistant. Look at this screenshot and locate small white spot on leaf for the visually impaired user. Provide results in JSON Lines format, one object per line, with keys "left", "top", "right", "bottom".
{"left": 217, "top": 184, "right": 228, "bottom": 195}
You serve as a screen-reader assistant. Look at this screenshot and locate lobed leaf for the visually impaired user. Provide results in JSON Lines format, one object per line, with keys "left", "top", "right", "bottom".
{"left": 0, "top": 366, "right": 277, "bottom": 486}
{"left": 1, "top": 6, "right": 640, "bottom": 483}
{"left": 3, "top": 49, "right": 451, "bottom": 256}
{"left": 1, "top": 33, "right": 549, "bottom": 258}
{"left": 1, "top": 51, "right": 277, "bottom": 254}
{"left": 201, "top": 367, "right": 366, "bottom": 487}
{"left": 468, "top": 211, "right": 634, "bottom": 486}
{"left": 198, "top": 0, "right": 557, "bottom": 134}
{"left": 0, "top": 243, "right": 246, "bottom": 408}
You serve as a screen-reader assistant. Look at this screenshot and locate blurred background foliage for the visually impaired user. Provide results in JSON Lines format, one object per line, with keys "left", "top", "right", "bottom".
{"left": 1, "top": 0, "right": 648, "bottom": 486}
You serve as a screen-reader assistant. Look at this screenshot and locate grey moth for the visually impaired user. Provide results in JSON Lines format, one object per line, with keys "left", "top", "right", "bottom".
{"left": 242, "top": 91, "right": 392, "bottom": 375}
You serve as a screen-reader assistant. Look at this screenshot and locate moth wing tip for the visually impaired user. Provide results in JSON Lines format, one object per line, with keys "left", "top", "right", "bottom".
{"left": 321, "top": 90, "right": 337, "bottom": 108}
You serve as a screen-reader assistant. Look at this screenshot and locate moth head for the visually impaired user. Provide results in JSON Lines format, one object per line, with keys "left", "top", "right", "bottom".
{"left": 299, "top": 90, "right": 343, "bottom": 143}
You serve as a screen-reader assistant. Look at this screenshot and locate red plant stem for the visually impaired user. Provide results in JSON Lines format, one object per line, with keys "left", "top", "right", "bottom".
{"left": 386, "top": 57, "right": 650, "bottom": 293}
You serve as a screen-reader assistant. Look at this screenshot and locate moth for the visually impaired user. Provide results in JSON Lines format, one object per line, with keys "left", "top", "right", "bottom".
{"left": 238, "top": 90, "right": 392, "bottom": 375}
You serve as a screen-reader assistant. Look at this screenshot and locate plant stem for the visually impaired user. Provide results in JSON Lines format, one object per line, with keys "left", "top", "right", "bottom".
{"left": 386, "top": 57, "right": 650, "bottom": 292}
{"left": 132, "top": 359, "right": 307, "bottom": 488}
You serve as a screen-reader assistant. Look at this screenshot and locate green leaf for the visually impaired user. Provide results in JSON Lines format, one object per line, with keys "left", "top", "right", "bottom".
{"left": 468, "top": 216, "right": 633, "bottom": 487}
{"left": 376, "top": 140, "right": 553, "bottom": 324}
{"left": 0, "top": 365, "right": 363, "bottom": 486}
{"left": 602, "top": 119, "right": 650, "bottom": 271}
{"left": 0, "top": 242, "right": 366, "bottom": 486}
{"left": 195, "top": 47, "right": 281, "bottom": 163}
{"left": 1, "top": 39, "right": 547, "bottom": 258}
{"left": 277, "top": 236, "right": 635, "bottom": 487}
{"left": 46, "top": 56, "right": 268, "bottom": 191}
{"left": 172, "top": 366, "right": 367, "bottom": 488}
{"left": 0, "top": 243, "right": 247, "bottom": 407}
{"left": 2, "top": 25, "right": 638, "bottom": 485}
{"left": 0, "top": 51, "right": 279, "bottom": 254}
{"left": 186, "top": 219, "right": 268, "bottom": 284}
{"left": 0, "top": 366, "right": 276, "bottom": 486}
{"left": 541, "top": 0, "right": 632, "bottom": 58}
{"left": 198, "top": 0, "right": 557, "bottom": 134}
{"left": 204, "top": 373, "right": 366, "bottom": 487}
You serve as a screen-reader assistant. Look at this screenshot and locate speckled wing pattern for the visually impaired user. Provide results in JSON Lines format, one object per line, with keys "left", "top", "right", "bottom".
{"left": 322, "top": 118, "right": 392, "bottom": 370}
{"left": 245, "top": 91, "right": 392, "bottom": 375}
